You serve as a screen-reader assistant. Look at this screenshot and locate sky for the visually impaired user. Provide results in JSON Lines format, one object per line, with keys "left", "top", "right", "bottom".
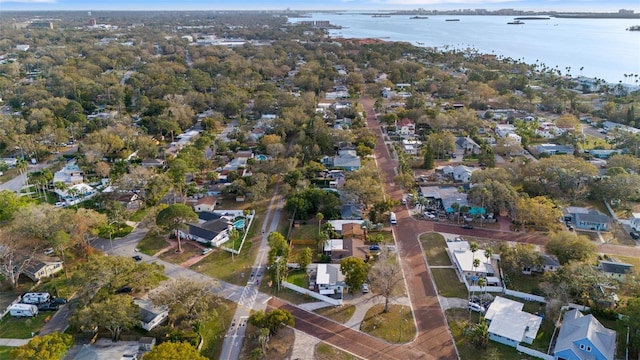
{"left": 1, "top": 0, "right": 639, "bottom": 12}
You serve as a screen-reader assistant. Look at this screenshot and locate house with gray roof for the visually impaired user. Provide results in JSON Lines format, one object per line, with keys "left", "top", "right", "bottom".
{"left": 455, "top": 136, "right": 480, "bottom": 154}
{"left": 598, "top": 259, "right": 633, "bottom": 280}
{"left": 564, "top": 207, "right": 611, "bottom": 231}
{"left": 534, "top": 143, "right": 575, "bottom": 156}
{"left": 553, "top": 309, "right": 616, "bottom": 360}
{"left": 182, "top": 218, "right": 232, "bottom": 246}
{"left": 322, "top": 150, "right": 361, "bottom": 171}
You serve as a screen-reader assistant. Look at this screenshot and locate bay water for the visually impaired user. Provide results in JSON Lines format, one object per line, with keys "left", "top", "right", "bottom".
{"left": 290, "top": 13, "right": 640, "bottom": 85}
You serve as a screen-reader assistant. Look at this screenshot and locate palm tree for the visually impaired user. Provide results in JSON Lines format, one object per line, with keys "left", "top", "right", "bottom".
{"left": 484, "top": 249, "right": 493, "bottom": 266}
{"left": 316, "top": 212, "right": 324, "bottom": 236}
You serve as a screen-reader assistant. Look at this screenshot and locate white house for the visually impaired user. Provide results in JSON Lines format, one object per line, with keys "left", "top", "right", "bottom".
{"left": 455, "top": 137, "right": 480, "bottom": 154}
{"left": 484, "top": 296, "right": 542, "bottom": 348}
{"left": 447, "top": 241, "right": 502, "bottom": 292}
{"left": 396, "top": 118, "right": 415, "bottom": 136}
{"left": 310, "top": 263, "right": 345, "bottom": 296}
{"left": 23, "top": 260, "right": 64, "bottom": 282}
{"left": 182, "top": 219, "right": 232, "bottom": 246}
{"left": 134, "top": 299, "right": 169, "bottom": 331}
{"left": 193, "top": 196, "right": 218, "bottom": 213}
{"left": 495, "top": 124, "right": 516, "bottom": 138}
{"left": 506, "top": 132, "right": 522, "bottom": 144}
{"left": 53, "top": 160, "right": 84, "bottom": 186}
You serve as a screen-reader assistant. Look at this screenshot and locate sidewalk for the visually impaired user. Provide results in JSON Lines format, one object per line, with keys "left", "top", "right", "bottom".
{"left": 0, "top": 338, "right": 30, "bottom": 347}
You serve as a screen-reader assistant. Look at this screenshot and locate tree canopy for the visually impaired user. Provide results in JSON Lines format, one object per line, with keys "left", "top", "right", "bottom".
{"left": 9, "top": 332, "right": 73, "bottom": 360}
{"left": 141, "top": 341, "right": 207, "bottom": 360}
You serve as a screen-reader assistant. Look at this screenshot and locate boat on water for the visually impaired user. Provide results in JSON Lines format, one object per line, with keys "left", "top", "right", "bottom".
{"left": 507, "top": 20, "right": 525, "bottom": 25}
{"left": 627, "top": 25, "right": 640, "bottom": 31}
{"left": 445, "top": 19, "right": 460, "bottom": 22}
{"left": 410, "top": 16, "right": 429, "bottom": 19}
{"left": 372, "top": 15, "right": 391, "bottom": 18}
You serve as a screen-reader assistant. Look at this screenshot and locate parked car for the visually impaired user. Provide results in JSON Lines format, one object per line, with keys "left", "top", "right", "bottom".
{"left": 116, "top": 286, "right": 133, "bottom": 294}
{"left": 37, "top": 302, "right": 59, "bottom": 311}
{"left": 361, "top": 283, "right": 370, "bottom": 293}
{"left": 631, "top": 232, "right": 640, "bottom": 240}
{"left": 50, "top": 297, "right": 67, "bottom": 306}
{"left": 401, "top": 198, "right": 407, "bottom": 205}
{"left": 462, "top": 224, "right": 474, "bottom": 229}
{"left": 369, "top": 245, "right": 380, "bottom": 251}
{"left": 132, "top": 255, "right": 143, "bottom": 262}
{"left": 468, "top": 302, "right": 486, "bottom": 313}
{"left": 201, "top": 248, "right": 213, "bottom": 255}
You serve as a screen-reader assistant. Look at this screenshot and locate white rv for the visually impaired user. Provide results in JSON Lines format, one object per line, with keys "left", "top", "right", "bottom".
{"left": 21, "top": 292, "right": 51, "bottom": 304}
{"left": 9, "top": 303, "right": 39, "bottom": 317}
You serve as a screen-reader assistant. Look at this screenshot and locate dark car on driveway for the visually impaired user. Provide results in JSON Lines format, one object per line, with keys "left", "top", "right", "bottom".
{"left": 37, "top": 302, "right": 59, "bottom": 311}
{"left": 631, "top": 232, "right": 640, "bottom": 240}
{"left": 132, "top": 255, "right": 143, "bottom": 262}
{"left": 116, "top": 286, "right": 133, "bottom": 294}
{"left": 50, "top": 297, "right": 67, "bottom": 306}
{"left": 462, "top": 224, "right": 474, "bottom": 229}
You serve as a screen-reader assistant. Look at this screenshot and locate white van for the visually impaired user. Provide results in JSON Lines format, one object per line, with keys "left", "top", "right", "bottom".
{"left": 9, "top": 303, "right": 39, "bottom": 317}
{"left": 22, "top": 292, "right": 51, "bottom": 304}
{"left": 390, "top": 212, "right": 397, "bottom": 225}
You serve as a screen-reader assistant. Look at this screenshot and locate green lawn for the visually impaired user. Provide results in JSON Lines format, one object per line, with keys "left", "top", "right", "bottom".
{"left": 420, "top": 233, "right": 452, "bottom": 266}
{"left": 0, "top": 346, "right": 11, "bottom": 360}
{"left": 446, "top": 309, "right": 536, "bottom": 360}
{"left": 314, "top": 305, "right": 356, "bottom": 324}
{"left": 287, "top": 270, "right": 309, "bottom": 288}
{"left": 504, "top": 274, "right": 544, "bottom": 294}
{"left": 430, "top": 268, "right": 467, "bottom": 298}
{"left": 360, "top": 304, "right": 416, "bottom": 343}
{"left": 136, "top": 230, "right": 169, "bottom": 256}
{"left": 191, "top": 240, "right": 258, "bottom": 286}
{"left": 315, "top": 342, "right": 358, "bottom": 360}
{"left": 289, "top": 224, "right": 319, "bottom": 242}
{"left": 0, "top": 313, "right": 49, "bottom": 338}
{"left": 200, "top": 300, "right": 237, "bottom": 360}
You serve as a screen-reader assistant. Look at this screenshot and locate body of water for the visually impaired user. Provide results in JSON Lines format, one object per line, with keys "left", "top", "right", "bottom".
{"left": 290, "top": 13, "right": 640, "bottom": 85}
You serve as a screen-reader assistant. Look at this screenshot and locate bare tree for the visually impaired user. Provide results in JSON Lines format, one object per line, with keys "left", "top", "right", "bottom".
{"left": 369, "top": 248, "right": 404, "bottom": 313}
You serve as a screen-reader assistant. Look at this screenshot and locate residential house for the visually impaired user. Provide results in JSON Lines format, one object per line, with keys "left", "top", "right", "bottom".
{"left": 484, "top": 296, "right": 542, "bottom": 348}
{"left": 396, "top": 118, "right": 415, "bottom": 136}
{"left": 308, "top": 263, "right": 346, "bottom": 296}
{"left": 455, "top": 137, "right": 480, "bottom": 154}
{"left": 536, "top": 122, "right": 563, "bottom": 139}
{"left": 183, "top": 219, "right": 232, "bottom": 246}
{"left": 495, "top": 124, "right": 516, "bottom": 138}
{"left": 323, "top": 238, "right": 367, "bottom": 262}
{"left": 507, "top": 132, "right": 522, "bottom": 144}
{"left": 419, "top": 186, "right": 469, "bottom": 212}
{"left": 402, "top": 139, "right": 421, "bottom": 155}
{"left": 141, "top": 159, "right": 165, "bottom": 168}
{"left": 541, "top": 254, "right": 561, "bottom": 272}
{"left": 553, "top": 309, "right": 616, "bottom": 360}
{"left": 534, "top": 144, "right": 575, "bottom": 156}
{"left": 326, "top": 220, "right": 366, "bottom": 235}
{"left": 441, "top": 165, "right": 476, "bottom": 182}
{"left": 587, "top": 149, "right": 623, "bottom": 159}
{"left": 53, "top": 160, "right": 84, "bottom": 186}
{"left": 22, "top": 259, "right": 64, "bottom": 282}
{"left": 564, "top": 207, "right": 611, "bottom": 231}
{"left": 322, "top": 150, "right": 361, "bottom": 171}
{"left": 193, "top": 196, "right": 218, "bottom": 212}
{"left": 134, "top": 298, "right": 169, "bottom": 331}
{"left": 447, "top": 240, "right": 501, "bottom": 290}
{"left": 598, "top": 259, "right": 633, "bottom": 280}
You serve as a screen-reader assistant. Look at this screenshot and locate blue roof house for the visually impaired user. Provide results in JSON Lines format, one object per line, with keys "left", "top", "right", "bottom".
{"left": 553, "top": 309, "right": 616, "bottom": 360}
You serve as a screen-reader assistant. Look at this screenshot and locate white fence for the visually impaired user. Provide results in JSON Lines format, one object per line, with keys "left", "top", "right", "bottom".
{"left": 516, "top": 344, "right": 553, "bottom": 360}
{"left": 504, "top": 289, "right": 546, "bottom": 303}
{"left": 467, "top": 285, "right": 504, "bottom": 293}
{"left": 281, "top": 281, "right": 343, "bottom": 306}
